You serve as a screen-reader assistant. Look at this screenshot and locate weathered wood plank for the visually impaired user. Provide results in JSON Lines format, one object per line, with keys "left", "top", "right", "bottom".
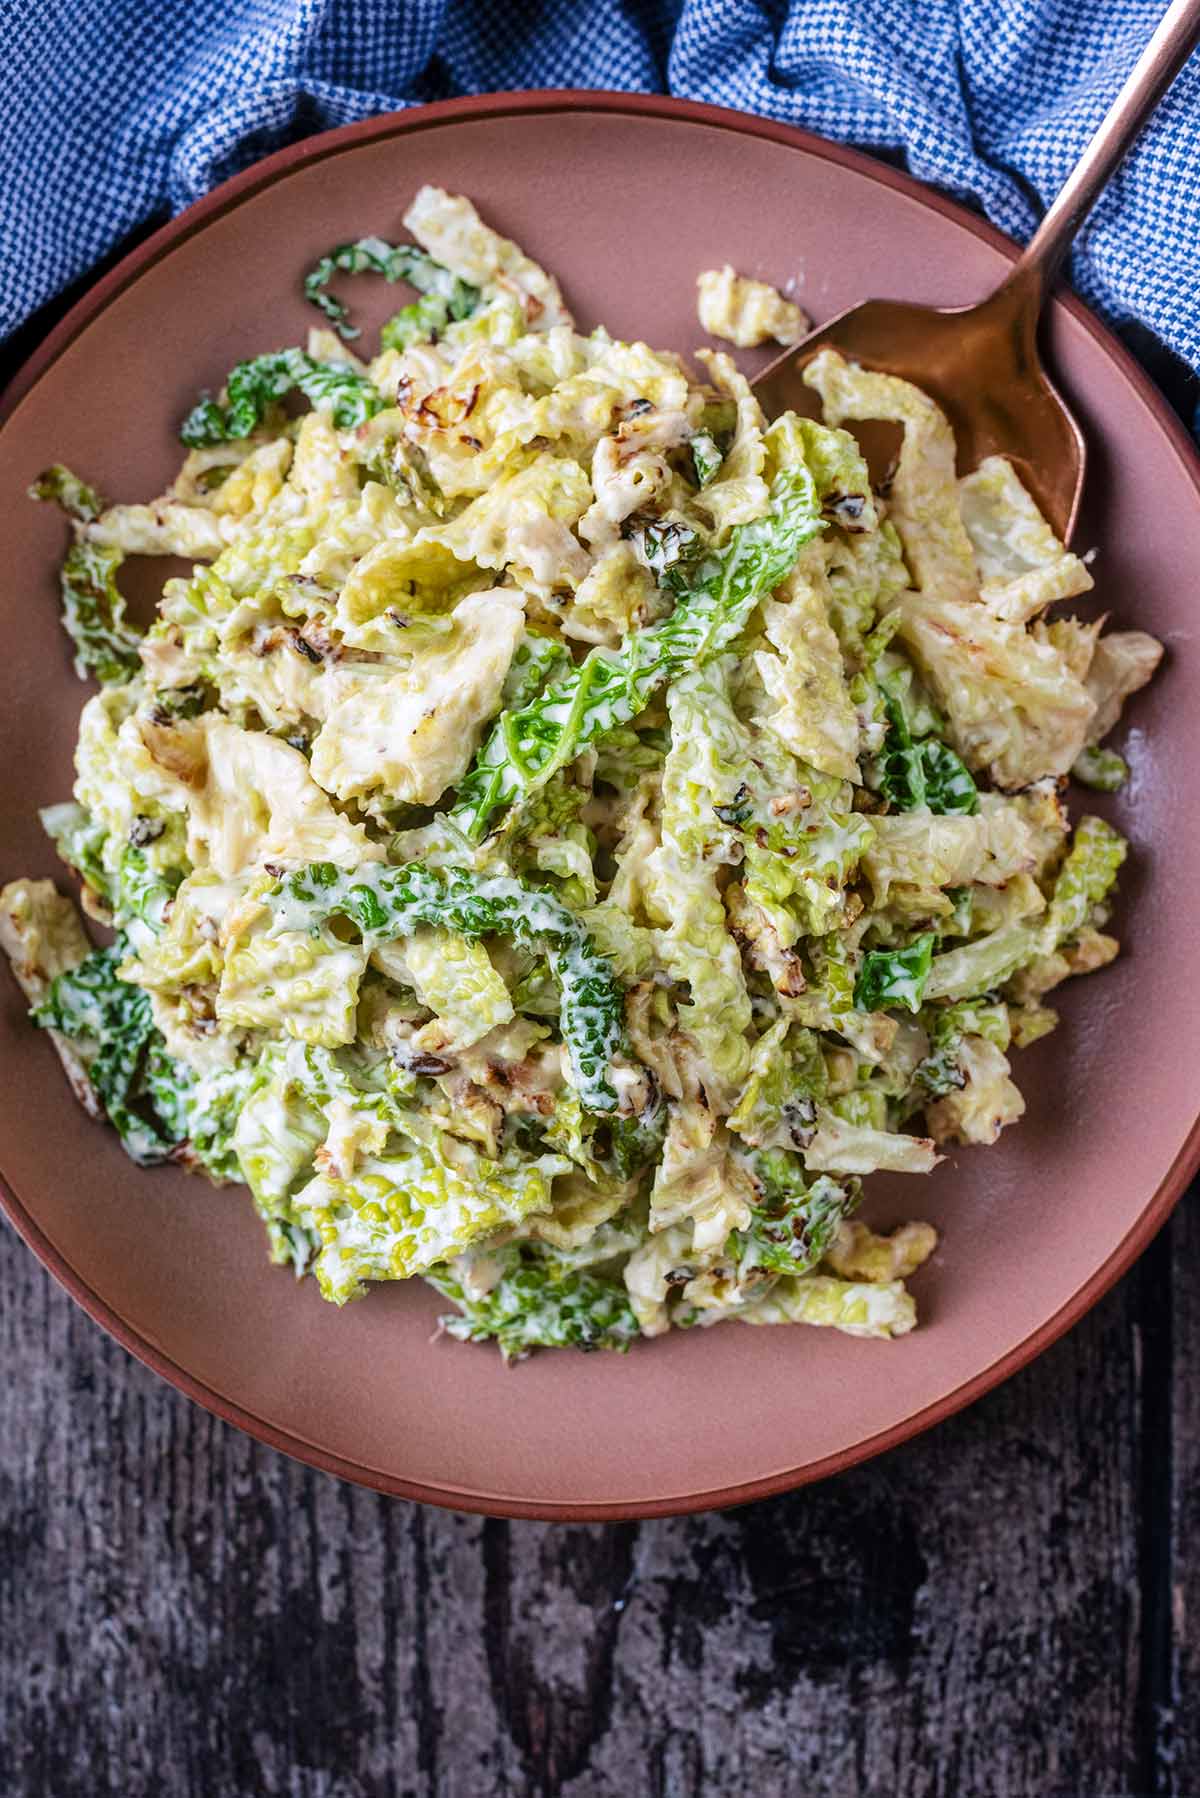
{"left": 0, "top": 1200, "right": 1164, "bottom": 1798}
{"left": 561, "top": 1274, "right": 1143, "bottom": 1798}
{"left": 1162, "top": 1188, "right": 1199, "bottom": 1796}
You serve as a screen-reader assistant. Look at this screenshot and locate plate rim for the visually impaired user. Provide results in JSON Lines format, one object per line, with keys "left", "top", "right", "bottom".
{"left": 2, "top": 88, "right": 1198, "bottom": 1521}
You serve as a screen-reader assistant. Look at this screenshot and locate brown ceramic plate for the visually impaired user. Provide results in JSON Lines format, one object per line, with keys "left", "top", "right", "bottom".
{"left": 1, "top": 93, "right": 1198, "bottom": 1520}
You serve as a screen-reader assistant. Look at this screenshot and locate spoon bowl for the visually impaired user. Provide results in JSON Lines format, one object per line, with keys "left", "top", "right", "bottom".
{"left": 753, "top": 287, "right": 1087, "bottom": 542}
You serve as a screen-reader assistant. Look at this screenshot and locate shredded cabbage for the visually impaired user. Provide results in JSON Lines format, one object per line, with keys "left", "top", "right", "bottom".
{"left": 4, "top": 189, "right": 1159, "bottom": 1358}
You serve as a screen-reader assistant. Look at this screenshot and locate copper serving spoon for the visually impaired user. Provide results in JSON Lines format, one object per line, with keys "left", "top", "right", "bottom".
{"left": 753, "top": 0, "right": 1200, "bottom": 542}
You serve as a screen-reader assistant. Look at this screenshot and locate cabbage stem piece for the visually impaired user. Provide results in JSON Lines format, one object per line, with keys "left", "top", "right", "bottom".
{"left": 925, "top": 814, "right": 1126, "bottom": 1001}
{"left": 30, "top": 472, "right": 143, "bottom": 683}
{"left": 55, "top": 539, "right": 143, "bottom": 686}
{"left": 450, "top": 464, "right": 826, "bottom": 841}
{"left": 1072, "top": 745, "right": 1128, "bottom": 792}
{"left": 180, "top": 349, "right": 383, "bottom": 446}
{"left": 29, "top": 465, "right": 103, "bottom": 523}
{"left": 736, "top": 1273, "right": 917, "bottom": 1337}
{"left": 1045, "top": 814, "right": 1126, "bottom": 942}
{"left": 268, "top": 861, "right": 624, "bottom": 1113}
{"left": 303, "top": 236, "right": 480, "bottom": 342}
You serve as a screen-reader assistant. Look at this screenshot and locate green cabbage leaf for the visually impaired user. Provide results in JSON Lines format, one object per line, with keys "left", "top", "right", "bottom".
{"left": 303, "top": 235, "right": 480, "bottom": 342}
{"left": 450, "top": 463, "right": 827, "bottom": 841}
{"left": 268, "top": 860, "right": 625, "bottom": 1113}
{"left": 180, "top": 349, "right": 383, "bottom": 446}
{"left": 428, "top": 1242, "right": 640, "bottom": 1360}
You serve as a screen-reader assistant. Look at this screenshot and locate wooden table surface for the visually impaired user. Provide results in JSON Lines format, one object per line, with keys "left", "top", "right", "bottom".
{"left": 2, "top": 237, "right": 1197, "bottom": 1798}
{"left": 2, "top": 1190, "right": 1197, "bottom": 1798}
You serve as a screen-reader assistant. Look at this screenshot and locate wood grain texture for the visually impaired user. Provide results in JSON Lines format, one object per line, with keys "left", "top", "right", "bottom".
{"left": 2, "top": 1191, "right": 1194, "bottom": 1798}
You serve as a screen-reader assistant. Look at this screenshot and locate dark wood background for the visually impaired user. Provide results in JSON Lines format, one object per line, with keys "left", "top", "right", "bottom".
{"left": 2, "top": 1191, "right": 1197, "bottom": 1797}
{"left": 2, "top": 228, "right": 1197, "bottom": 1798}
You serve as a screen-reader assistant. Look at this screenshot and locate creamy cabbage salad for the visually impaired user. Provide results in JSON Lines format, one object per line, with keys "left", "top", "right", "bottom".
{"left": 1, "top": 189, "right": 1163, "bottom": 1359}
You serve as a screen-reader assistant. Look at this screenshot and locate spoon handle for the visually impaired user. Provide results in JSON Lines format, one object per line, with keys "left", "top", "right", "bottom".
{"left": 996, "top": 0, "right": 1200, "bottom": 317}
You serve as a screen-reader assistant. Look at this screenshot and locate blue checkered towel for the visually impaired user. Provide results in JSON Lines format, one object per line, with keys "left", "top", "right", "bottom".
{"left": 2, "top": 0, "right": 1198, "bottom": 370}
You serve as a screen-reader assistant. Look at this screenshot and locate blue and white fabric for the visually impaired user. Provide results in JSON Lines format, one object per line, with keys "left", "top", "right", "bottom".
{"left": 2, "top": 0, "right": 1198, "bottom": 370}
